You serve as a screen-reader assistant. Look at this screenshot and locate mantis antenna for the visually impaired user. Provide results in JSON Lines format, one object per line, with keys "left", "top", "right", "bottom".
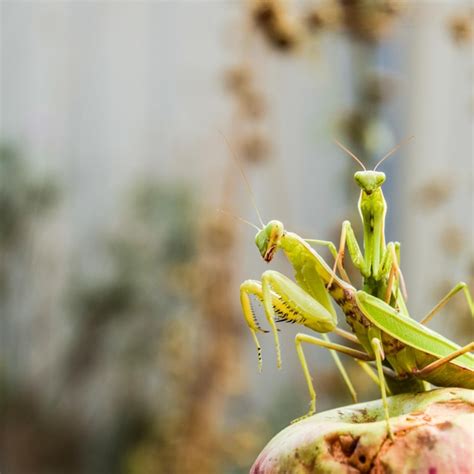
{"left": 333, "top": 139, "right": 367, "bottom": 171}
{"left": 374, "top": 136, "right": 415, "bottom": 171}
{"left": 219, "top": 130, "right": 266, "bottom": 228}
{"left": 217, "top": 208, "right": 260, "bottom": 232}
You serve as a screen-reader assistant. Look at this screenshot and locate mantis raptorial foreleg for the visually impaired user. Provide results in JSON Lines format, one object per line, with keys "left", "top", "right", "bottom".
{"left": 382, "top": 243, "right": 408, "bottom": 304}
{"left": 240, "top": 279, "right": 282, "bottom": 370}
{"left": 241, "top": 271, "right": 338, "bottom": 369}
{"left": 420, "top": 282, "right": 474, "bottom": 325}
{"left": 331, "top": 220, "right": 368, "bottom": 281}
{"left": 391, "top": 242, "right": 410, "bottom": 316}
{"left": 329, "top": 220, "right": 408, "bottom": 307}
{"left": 240, "top": 270, "right": 385, "bottom": 404}
{"left": 388, "top": 243, "right": 407, "bottom": 300}
{"left": 240, "top": 272, "right": 361, "bottom": 398}
{"left": 294, "top": 333, "right": 372, "bottom": 422}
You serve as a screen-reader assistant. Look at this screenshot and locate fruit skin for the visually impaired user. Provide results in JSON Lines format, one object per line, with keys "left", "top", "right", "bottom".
{"left": 251, "top": 388, "right": 474, "bottom": 474}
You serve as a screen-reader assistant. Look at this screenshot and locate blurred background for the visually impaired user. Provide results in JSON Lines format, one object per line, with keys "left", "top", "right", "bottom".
{"left": 0, "top": 1, "right": 473, "bottom": 473}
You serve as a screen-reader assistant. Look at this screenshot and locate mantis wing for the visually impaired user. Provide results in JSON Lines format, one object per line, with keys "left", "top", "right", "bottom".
{"left": 355, "top": 291, "right": 474, "bottom": 371}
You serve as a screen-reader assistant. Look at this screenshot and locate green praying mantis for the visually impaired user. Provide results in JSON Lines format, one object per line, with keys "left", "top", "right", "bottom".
{"left": 328, "top": 139, "right": 474, "bottom": 395}
{"left": 236, "top": 140, "right": 474, "bottom": 436}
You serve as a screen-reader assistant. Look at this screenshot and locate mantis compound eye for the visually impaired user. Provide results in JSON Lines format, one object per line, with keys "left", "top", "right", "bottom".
{"left": 374, "top": 172, "right": 386, "bottom": 187}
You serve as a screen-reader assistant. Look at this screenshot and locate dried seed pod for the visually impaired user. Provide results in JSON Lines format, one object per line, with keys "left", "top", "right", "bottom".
{"left": 361, "top": 74, "right": 397, "bottom": 105}
{"left": 380, "top": 0, "right": 403, "bottom": 15}
{"left": 305, "top": 2, "right": 342, "bottom": 32}
{"left": 239, "top": 88, "right": 267, "bottom": 119}
{"left": 415, "top": 177, "right": 452, "bottom": 210}
{"left": 266, "top": 17, "right": 301, "bottom": 51}
{"left": 439, "top": 226, "right": 465, "bottom": 256}
{"left": 239, "top": 133, "right": 271, "bottom": 164}
{"left": 448, "top": 13, "right": 473, "bottom": 45}
{"left": 340, "top": 0, "right": 404, "bottom": 43}
{"left": 251, "top": 0, "right": 301, "bottom": 51}
{"left": 200, "top": 214, "right": 236, "bottom": 251}
{"left": 253, "top": 0, "right": 280, "bottom": 29}
{"left": 224, "top": 66, "right": 252, "bottom": 94}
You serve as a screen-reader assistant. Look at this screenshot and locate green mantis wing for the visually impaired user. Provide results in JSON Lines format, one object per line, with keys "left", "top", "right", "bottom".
{"left": 356, "top": 291, "right": 474, "bottom": 370}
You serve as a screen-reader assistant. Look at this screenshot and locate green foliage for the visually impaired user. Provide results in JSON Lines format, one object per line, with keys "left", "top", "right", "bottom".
{"left": 0, "top": 144, "right": 58, "bottom": 246}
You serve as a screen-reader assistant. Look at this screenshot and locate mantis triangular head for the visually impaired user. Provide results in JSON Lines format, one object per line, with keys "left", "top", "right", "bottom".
{"left": 255, "top": 220, "right": 285, "bottom": 262}
{"left": 354, "top": 171, "right": 386, "bottom": 195}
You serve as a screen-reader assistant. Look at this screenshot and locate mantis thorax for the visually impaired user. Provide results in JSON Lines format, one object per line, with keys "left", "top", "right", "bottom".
{"left": 358, "top": 187, "right": 387, "bottom": 219}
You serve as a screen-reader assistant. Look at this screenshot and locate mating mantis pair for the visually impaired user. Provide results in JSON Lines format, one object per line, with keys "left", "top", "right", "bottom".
{"left": 237, "top": 140, "right": 474, "bottom": 436}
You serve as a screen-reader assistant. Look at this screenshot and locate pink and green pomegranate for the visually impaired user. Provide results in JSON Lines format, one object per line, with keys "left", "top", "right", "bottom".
{"left": 252, "top": 388, "right": 474, "bottom": 474}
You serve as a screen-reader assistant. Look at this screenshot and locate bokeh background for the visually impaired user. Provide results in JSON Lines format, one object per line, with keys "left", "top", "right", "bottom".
{"left": 1, "top": 1, "right": 473, "bottom": 473}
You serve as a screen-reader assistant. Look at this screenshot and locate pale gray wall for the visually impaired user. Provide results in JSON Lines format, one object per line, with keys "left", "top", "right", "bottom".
{"left": 1, "top": 1, "right": 472, "bottom": 414}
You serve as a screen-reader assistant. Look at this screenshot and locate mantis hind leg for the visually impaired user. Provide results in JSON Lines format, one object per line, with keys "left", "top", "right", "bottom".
{"left": 420, "top": 282, "right": 474, "bottom": 325}
{"left": 369, "top": 332, "right": 394, "bottom": 439}
{"left": 413, "top": 342, "right": 474, "bottom": 377}
{"left": 355, "top": 360, "right": 392, "bottom": 395}
{"left": 293, "top": 333, "right": 372, "bottom": 423}
{"left": 325, "top": 334, "right": 358, "bottom": 404}
{"left": 324, "top": 328, "right": 390, "bottom": 395}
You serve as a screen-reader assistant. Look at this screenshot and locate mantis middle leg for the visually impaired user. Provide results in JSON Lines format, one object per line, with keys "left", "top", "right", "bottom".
{"left": 293, "top": 333, "right": 373, "bottom": 422}
{"left": 420, "top": 282, "right": 474, "bottom": 325}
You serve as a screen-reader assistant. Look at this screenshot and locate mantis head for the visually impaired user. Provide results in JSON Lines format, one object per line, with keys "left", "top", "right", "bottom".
{"left": 255, "top": 220, "right": 284, "bottom": 262}
{"left": 354, "top": 171, "right": 386, "bottom": 195}
{"left": 335, "top": 136, "right": 414, "bottom": 195}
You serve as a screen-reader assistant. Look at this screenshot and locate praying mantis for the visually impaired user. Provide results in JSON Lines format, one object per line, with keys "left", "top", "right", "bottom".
{"left": 237, "top": 140, "right": 474, "bottom": 436}
{"left": 328, "top": 139, "right": 474, "bottom": 395}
